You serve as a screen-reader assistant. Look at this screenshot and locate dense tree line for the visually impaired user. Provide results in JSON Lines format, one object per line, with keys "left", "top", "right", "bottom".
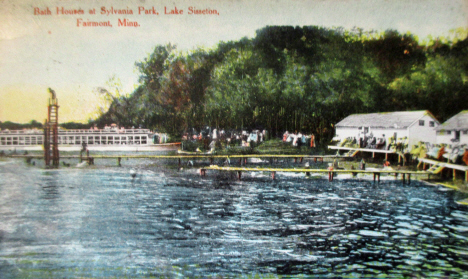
{"left": 94, "top": 26, "right": 468, "bottom": 145}
{"left": 0, "top": 120, "right": 91, "bottom": 130}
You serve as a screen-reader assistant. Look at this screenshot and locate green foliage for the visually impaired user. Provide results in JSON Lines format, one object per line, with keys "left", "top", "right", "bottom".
{"left": 60, "top": 122, "right": 92, "bottom": 130}
{"left": 91, "top": 26, "right": 468, "bottom": 143}
{"left": 0, "top": 120, "right": 43, "bottom": 130}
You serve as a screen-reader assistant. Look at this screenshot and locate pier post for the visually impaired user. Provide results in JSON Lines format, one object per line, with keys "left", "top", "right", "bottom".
{"left": 402, "top": 173, "right": 406, "bottom": 184}
{"left": 373, "top": 173, "right": 380, "bottom": 182}
{"left": 200, "top": 169, "right": 206, "bottom": 176}
{"left": 239, "top": 158, "right": 242, "bottom": 165}
{"left": 328, "top": 171, "right": 333, "bottom": 182}
{"left": 314, "top": 158, "right": 317, "bottom": 163}
{"left": 300, "top": 157, "right": 303, "bottom": 163}
{"left": 237, "top": 171, "right": 242, "bottom": 180}
{"left": 179, "top": 158, "right": 181, "bottom": 167}
{"left": 453, "top": 169, "right": 456, "bottom": 181}
{"left": 118, "top": 157, "right": 121, "bottom": 167}
{"left": 271, "top": 171, "right": 276, "bottom": 180}
{"left": 408, "top": 174, "right": 411, "bottom": 184}
{"left": 294, "top": 157, "right": 297, "bottom": 163}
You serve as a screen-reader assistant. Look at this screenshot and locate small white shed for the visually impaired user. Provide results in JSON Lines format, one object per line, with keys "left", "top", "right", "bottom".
{"left": 435, "top": 110, "right": 468, "bottom": 147}
{"left": 334, "top": 110, "right": 439, "bottom": 150}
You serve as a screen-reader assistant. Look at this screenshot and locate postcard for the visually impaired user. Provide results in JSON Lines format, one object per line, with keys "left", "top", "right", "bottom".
{"left": 1, "top": 0, "right": 468, "bottom": 278}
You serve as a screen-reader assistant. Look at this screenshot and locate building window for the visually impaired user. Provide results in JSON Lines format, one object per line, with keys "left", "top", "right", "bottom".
{"left": 429, "top": 121, "right": 435, "bottom": 127}
{"left": 419, "top": 120, "right": 425, "bottom": 126}
{"left": 447, "top": 131, "right": 451, "bottom": 135}
{"left": 463, "top": 130, "right": 468, "bottom": 135}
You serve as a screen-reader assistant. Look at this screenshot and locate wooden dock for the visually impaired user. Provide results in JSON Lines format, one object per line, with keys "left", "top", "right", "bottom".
{"left": 328, "top": 145, "right": 407, "bottom": 163}
{"left": 418, "top": 157, "right": 468, "bottom": 182}
{"left": 6, "top": 153, "right": 349, "bottom": 167}
{"left": 200, "top": 165, "right": 427, "bottom": 184}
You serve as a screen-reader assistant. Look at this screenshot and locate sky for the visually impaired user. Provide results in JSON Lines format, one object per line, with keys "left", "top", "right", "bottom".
{"left": 0, "top": 0, "right": 467, "bottom": 124}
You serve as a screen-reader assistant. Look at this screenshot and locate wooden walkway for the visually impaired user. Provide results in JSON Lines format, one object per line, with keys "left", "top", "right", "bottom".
{"left": 200, "top": 165, "right": 427, "bottom": 184}
{"left": 5, "top": 153, "right": 348, "bottom": 167}
{"left": 418, "top": 157, "right": 468, "bottom": 181}
{"left": 328, "top": 145, "right": 407, "bottom": 163}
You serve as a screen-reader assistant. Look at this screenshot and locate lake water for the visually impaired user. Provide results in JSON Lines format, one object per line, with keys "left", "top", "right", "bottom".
{"left": 1, "top": 156, "right": 468, "bottom": 278}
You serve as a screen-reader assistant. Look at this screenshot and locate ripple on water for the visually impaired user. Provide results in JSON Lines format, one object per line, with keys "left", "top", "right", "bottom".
{"left": 365, "top": 261, "right": 393, "bottom": 268}
{"left": 358, "top": 230, "right": 388, "bottom": 238}
{"left": 396, "top": 228, "right": 418, "bottom": 236}
{"left": 396, "top": 222, "right": 422, "bottom": 230}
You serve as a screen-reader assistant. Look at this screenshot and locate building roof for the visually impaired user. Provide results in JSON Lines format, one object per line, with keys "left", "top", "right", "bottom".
{"left": 435, "top": 110, "right": 468, "bottom": 131}
{"left": 336, "top": 110, "right": 437, "bottom": 129}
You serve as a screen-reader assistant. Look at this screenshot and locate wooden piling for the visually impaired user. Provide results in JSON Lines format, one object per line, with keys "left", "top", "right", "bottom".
{"left": 118, "top": 157, "right": 121, "bottom": 167}
{"left": 271, "top": 171, "right": 276, "bottom": 180}
{"left": 373, "top": 173, "right": 380, "bottom": 182}
{"left": 237, "top": 171, "right": 242, "bottom": 180}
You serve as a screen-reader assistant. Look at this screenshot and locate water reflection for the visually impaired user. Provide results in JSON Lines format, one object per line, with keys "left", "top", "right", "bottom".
{"left": 40, "top": 172, "right": 61, "bottom": 200}
{"left": 0, "top": 159, "right": 467, "bottom": 277}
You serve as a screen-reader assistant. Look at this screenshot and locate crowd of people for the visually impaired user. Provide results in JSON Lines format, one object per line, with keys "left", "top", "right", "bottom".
{"left": 282, "top": 131, "right": 316, "bottom": 148}
{"left": 411, "top": 142, "right": 468, "bottom": 165}
{"left": 335, "top": 134, "right": 409, "bottom": 152}
{"left": 182, "top": 128, "right": 268, "bottom": 152}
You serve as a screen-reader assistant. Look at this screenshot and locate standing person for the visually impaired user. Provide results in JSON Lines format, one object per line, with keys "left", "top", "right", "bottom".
{"left": 297, "top": 131, "right": 303, "bottom": 148}
{"left": 310, "top": 133, "right": 315, "bottom": 148}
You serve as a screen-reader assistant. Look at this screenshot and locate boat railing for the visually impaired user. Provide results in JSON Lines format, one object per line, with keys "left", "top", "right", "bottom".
{"left": 0, "top": 129, "right": 152, "bottom": 135}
